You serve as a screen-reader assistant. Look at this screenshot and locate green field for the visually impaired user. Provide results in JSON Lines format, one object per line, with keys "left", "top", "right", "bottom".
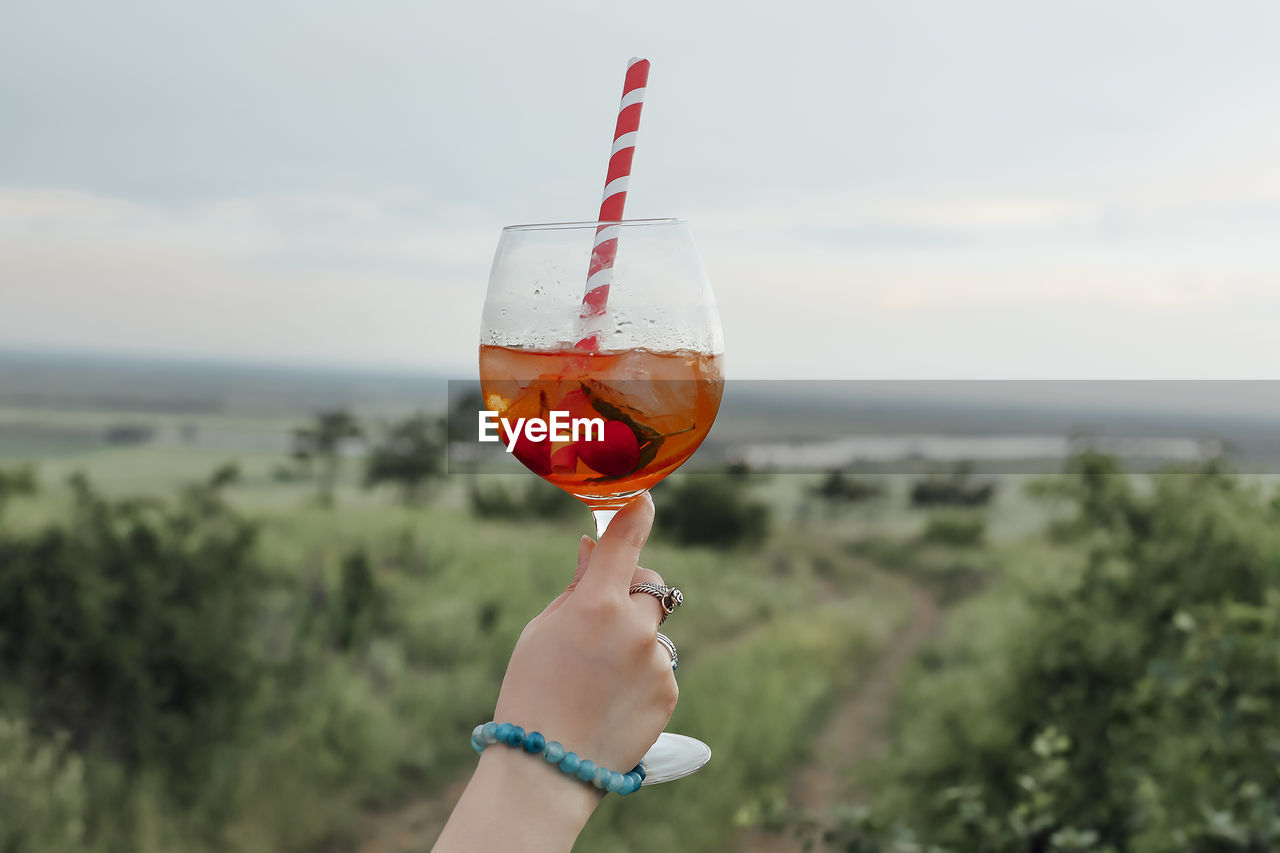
{"left": 0, "top": 379, "right": 925, "bottom": 852}
{"left": 5, "top": 355, "right": 1278, "bottom": 853}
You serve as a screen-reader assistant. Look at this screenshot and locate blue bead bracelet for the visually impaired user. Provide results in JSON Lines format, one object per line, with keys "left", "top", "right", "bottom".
{"left": 471, "top": 721, "right": 646, "bottom": 795}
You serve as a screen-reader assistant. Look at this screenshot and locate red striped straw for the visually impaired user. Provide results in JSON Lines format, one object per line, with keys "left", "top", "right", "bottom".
{"left": 577, "top": 57, "right": 650, "bottom": 349}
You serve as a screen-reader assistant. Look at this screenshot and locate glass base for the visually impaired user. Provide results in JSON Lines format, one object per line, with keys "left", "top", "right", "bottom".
{"left": 639, "top": 732, "right": 712, "bottom": 784}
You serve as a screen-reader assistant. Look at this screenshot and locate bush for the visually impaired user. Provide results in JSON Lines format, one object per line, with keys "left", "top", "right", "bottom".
{"left": 0, "top": 715, "right": 86, "bottom": 853}
{"left": 331, "top": 549, "right": 382, "bottom": 652}
{"left": 101, "top": 424, "right": 155, "bottom": 446}
{"left": 910, "top": 464, "right": 995, "bottom": 508}
{"left": 0, "top": 466, "right": 262, "bottom": 792}
{"left": 658, "top": 475, "right": 769, "bottom": 549}
{"left": 0, "top": 464, "right": 37, "bottom": 511}
{"left": 812, "top": 470, "right": 884, "bottom": 504}
{"left": 919, "top": 513, "right": 985, "bottom": 547}
{"left": 467, "top": 480, "right": 579, "bottom": 520}
{"left": 843, "top": 455, "right": 1280, "bottom": 852}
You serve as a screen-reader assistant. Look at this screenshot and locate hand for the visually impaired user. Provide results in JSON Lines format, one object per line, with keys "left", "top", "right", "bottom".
{"left": 433, "top": 494, "right": 676, "bottom": 852}
{"left": 494, "top": 492, "right": 677, "bottom": 771}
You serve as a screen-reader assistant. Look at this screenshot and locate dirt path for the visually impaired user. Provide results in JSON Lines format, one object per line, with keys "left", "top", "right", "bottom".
{"left": 737, "top": 578, "right": 940, "bottom": 852}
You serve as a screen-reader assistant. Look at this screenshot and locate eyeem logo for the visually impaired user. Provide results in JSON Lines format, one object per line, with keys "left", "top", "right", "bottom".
{"left": 478, "top": 411, "right": 606, "bottom": 451}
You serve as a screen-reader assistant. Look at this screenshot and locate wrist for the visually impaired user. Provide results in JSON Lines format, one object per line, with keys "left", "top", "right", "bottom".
{"left": 481, "top": 745, "right": 601, "bottom": 831}
{"left": 434, "top": 747, "right": 600, "bottom": 853}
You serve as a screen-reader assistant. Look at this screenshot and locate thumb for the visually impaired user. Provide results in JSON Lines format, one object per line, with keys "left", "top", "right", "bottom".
{"left": 577, "top": 493, "right": 655, "bottom": 598}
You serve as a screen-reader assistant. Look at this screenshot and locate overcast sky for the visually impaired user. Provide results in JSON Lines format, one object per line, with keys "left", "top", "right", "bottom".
{"left": 3, "top": 0, "right": 1279, "bottom": 378}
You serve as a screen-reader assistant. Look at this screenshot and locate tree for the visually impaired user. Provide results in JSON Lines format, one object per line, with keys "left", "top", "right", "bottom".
{"left": 363, "top": 414, "right": 443, "bottom": 505}
{"left": 292, "top": 410, "right": 363, "bottom": 506}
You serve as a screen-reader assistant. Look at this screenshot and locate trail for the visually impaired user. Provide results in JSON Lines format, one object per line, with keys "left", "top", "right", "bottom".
{"left": 737, "top": 576, "right": 940, "bottom": 852}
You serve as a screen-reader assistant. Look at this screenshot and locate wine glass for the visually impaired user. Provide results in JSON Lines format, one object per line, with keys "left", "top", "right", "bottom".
{"left": 478, "top": 218, "right": 724, "bottom": 782}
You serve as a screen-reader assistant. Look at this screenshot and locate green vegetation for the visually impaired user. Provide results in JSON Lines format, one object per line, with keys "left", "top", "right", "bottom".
{"left": 812, "top": 469, "right": 885, "bottom": 504}
{"left": 910, "top": 464, "right": 996, "bottom": 508}
{"left": 291, "top": 410, "right": 364, "bottom": 506}
{"left": 467, "top": 478, "right": 580, "bottom": 520}
{"left": 657, "top": 473, "right": 770, "bottom": 549}
{"left": 0, "top": 407, "right": 908, "bottom": 851}
{"left": 830, "top": 455, "right": 1280, "bottom": 852}
{"left": 919, "top": 512, "right": 985, "bottom": 548}
{"left": 7, "top": 360, "right": 1278, "bottom": 853}
{"left": 363, "top": 413, "right": 445, "bottom": 505}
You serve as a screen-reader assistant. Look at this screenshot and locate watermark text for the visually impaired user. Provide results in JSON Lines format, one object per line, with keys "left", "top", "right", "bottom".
{"left": 478, "top": 411, "right": 606, "bottom": 451}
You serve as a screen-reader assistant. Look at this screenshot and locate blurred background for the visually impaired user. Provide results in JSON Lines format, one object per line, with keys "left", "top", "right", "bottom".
{"left": 3, "top": 1, "right": 1280, "bottom": 851}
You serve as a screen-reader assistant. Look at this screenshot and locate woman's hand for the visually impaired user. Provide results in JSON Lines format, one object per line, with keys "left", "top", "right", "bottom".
{"left": 494, "top": 492, "right": 678, "bottom": 771}
{"left": 433, "top": 494, "right": 677, "bottom": 852}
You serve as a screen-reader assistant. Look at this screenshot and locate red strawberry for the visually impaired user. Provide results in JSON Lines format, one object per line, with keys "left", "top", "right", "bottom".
{"left": 577, "top": 420, "right": 641, "bottom": 477}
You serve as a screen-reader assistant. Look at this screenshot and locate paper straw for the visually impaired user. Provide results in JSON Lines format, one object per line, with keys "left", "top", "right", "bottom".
{"left": 577, "top": 57, "right": 650, "bottom": 347}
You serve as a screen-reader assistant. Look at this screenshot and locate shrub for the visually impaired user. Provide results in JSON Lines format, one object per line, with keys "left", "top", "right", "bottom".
{"left": 331, "top": 549, "right": 381, "bottom": 652}
{"left": 0, "top": 464, "right": 37, "bottom": 511}
{"left": 919, "top": 513, "right": 985, "bottom": 547}
{"left": 0, "top": 715, "right": 86, "bottom": 853}
{"left": 910, "top": 464, "right": 995, "bottom": 508}
{"left": 840, "top": 455, "right": 1280, "bottom": 852}
{"left": 812, "top": 470, "right": 884, "bottom": 504}
{"left": 101, "top": 423, "right": 155, "bottom": 446}
{"left": 658, "top": 475, "right": 769, "bottom": 549}
{"left": 0, "top": 466, "right": 262, "bottom": 791}
{"left": 467, "top": 480, "right": 579, "bottom": 520}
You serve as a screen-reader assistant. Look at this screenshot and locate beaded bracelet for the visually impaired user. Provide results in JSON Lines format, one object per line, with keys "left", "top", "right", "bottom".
{"left": 471, "top": 721, "right": 646, "bottom": 795}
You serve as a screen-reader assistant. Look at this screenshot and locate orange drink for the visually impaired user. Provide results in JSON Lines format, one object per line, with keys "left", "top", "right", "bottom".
{"left": 479, "top": 345, "right": 724, "bottom": 506}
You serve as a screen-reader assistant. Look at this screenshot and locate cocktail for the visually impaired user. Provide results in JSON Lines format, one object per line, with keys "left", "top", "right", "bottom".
{"left": 480, "top": 221, "right": 723, "bottom": 530}
{"left": 478, "top": 217, "right": 725, "bottom": 780}
{"left": 480, "top": 219, "right": 724, "bottom": 532}
{"left": 476, "top": 56, "right": 724, "bottom": 783}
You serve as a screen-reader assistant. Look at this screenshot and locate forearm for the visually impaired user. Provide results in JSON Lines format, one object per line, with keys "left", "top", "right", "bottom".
{"left": 433, "top": 746, "right": 601, "bottom": 852}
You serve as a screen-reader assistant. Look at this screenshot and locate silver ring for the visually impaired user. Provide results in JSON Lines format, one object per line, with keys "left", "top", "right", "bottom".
{"left": 655, "top": 632, "right": 678, "bottom": 670}
{"left": 629, "top": 582, "right": 683, "bottom": 626}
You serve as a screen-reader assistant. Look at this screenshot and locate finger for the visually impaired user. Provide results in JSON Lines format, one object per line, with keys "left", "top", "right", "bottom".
{"left": 653, "top": 637, "right": 680, "bottom": 681}
{"left": 578, "top": 493, "right": 655, "bottom": 598}
{"left": 542, "top": 536, "right": 595, "bottom": 617}
{"left": 628, "top": 566, "right": 669, "bottom": 627}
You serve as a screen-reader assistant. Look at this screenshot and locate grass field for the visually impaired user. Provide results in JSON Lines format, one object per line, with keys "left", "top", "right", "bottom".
{"left": 0, "top": 388, "right": 940, "bottom": 851}
{"left": 5, "top": 355, "right": 1131, "bottom": 852}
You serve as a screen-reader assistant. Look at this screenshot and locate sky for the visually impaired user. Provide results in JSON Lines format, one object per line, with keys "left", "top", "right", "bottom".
{"left": 3, "top": 0, "right": 1280, "bottom": 379}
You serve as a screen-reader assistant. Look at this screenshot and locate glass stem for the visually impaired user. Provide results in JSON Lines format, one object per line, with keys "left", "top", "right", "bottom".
{"left": 592, "top": 509, "right": 618, "bottom": 539}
